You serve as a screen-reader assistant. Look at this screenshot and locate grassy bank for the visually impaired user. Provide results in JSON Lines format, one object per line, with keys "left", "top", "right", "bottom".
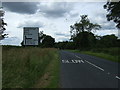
{"left": 34, "top": 48, "right": 60, "bottom": 88}
{"left": 2, "top": 46, "right": 60, "bottom": 88}
{"left": 68, "top": 47, "right": 119, "bottom": 63}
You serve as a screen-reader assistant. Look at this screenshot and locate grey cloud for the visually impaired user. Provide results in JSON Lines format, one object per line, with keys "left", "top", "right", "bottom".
{"left": 56, "top": 37, "right": 69, "bottom": 42}
{"left": 3, "top": 2, "right": 39, "bottom": 14}
{"left": 55, "top": 32, "right": 70, "bottom": 37}
{"left": 70, "top": 12, "right": 79, "bottom": 17}
{"left": 102, "top": 22, "right": 116, "bottom": 30}
{"left": 17, "top": 20, "right": 44, "bottom": 28}
{"left": 90, "top": 11, "right": 117, "bottom": 30}
{"left": 38, "top": 2, "right": 73, "bottom": 18}
{"left": 1, "top": 37, "right": 20, "bottom": 45}
{"left": 69, "top": 11, "right": 79, "bottom": 17}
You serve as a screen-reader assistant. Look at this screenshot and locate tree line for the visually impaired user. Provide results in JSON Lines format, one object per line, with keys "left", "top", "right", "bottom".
{"left": 54, "top": 34, "right": 120, "bottom": 50}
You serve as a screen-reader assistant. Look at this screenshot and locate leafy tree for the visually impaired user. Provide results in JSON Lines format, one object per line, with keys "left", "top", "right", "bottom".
{"left": 39, "top": 31, "right": 46, "bottom": 44}
{"left": 104, "top": 1, "right": 120, "bottom": 29}
{"left": 73, "top": 31, "right": 96, "bottom": 49}
{"left": 42, "top": 35, "right": 55, "bottom": 48}
{"left": 100, "top": 34, "right": 118, "bottom": 48}
{"left": 70, "top": 15, "right": 101, "bottom": 39}
{"left": 54, "top": 42, "right": 67, "bottom": 49}
{"left": 117, "top": 39, "right": 120, "bottom": 47}
{"left": 54, "top": 41, "right": 75, "bottom": 49}
{"left": 0, "top": 6, "right": 7, "bottom": 40}
{"left": 70, "top": 15, "right": 101, "bottom": 49}
{"left": 38, "top": 31, "right": 55, "bottom": 47}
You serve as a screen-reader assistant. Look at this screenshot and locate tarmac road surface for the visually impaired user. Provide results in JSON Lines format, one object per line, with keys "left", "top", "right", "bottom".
{"left": 60, "top": 50, "right": 119, "bottom": 88}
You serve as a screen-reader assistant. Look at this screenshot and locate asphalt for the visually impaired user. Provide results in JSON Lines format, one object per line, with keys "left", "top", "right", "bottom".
{"left": 60, "top": 50, "right": 120, "bottom": 88}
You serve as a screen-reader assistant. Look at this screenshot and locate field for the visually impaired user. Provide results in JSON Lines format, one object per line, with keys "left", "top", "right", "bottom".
{"left": 2, "top": 46, "right": 60, "bottom": 88}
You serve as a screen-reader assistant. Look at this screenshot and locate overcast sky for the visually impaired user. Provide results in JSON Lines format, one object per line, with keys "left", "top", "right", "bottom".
{"left": 0, "top": 1, "right": 119, "bottom": 46}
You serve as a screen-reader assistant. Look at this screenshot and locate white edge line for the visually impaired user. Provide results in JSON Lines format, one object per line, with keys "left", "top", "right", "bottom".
{"left": 85, "top": 60, "right": 104, "bottom": 71}
{"left": 116, "top": 76, "right": 120, "bottom": 80}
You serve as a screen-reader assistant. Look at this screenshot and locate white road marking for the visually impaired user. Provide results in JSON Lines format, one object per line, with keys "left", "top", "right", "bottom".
{"left": 81, "top": 60, "right": 84, "bottom": 63}
{"left": 116, "top": 76, "right": 120, "bottom": 80}
{"left": 85, "top": 60, "right": 104, "bottom": 71}
{"left": 75, "top": 55, "right": 82, "bottom": 59}
{"left": 74, "top": 54, "right": 120, "bottom": 81}
{"left": 75, "top": 55, "right": 84, "bottom": 63}
{"left": 74, "top": 54, "right": 120, "bottom": 79}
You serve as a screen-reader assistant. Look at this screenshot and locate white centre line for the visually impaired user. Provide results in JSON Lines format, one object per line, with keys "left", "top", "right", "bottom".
{"left": 85, "top": 60, "right": 104, "bottom": 71}
{"left": 74, "top": 54, "right": 120, "bottom": 81}
{"left": 116, "top": 76, "right": 120, "bottom": 80}
{"left": 74, "top": 54, "right": 120, "bottom": 80}
{"left": 75, "top": 55, "right": 104, "bottom": 72}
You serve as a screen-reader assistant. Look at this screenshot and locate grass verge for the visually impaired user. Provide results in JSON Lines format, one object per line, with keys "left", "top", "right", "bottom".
{"left": 2, "top": 46, "right": 60, "bottom": 88}
{"left": 34, "top": 49, "right": 60, "bottom": 88}
{"left": 68, "top": 49, "right": 119, "bottom": 63}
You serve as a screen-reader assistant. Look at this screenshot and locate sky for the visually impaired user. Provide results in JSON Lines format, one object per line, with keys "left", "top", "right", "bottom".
{"left": 0, "top": 1, "right": 119, "bottom": 46}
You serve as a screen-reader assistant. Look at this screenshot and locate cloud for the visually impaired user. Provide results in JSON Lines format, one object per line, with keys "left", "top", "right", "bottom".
{"left": 69, "top": 11, "right": 79, "bottom": 17}
{"left": 118, "top": 30, "right": 120, "bottom": 39}
{"left": 1, "top": 37, "right": 20, "bottom": 45}
{"left": 55, "top": 32, "right": 70, "bottom": 37}
{"left": 94, "top": 30, "right": 118, "bottom": 37}
{"left": 17, "top": 20, "right": 44, "bottom": 28}
{"left": 102, "top": 22, "right": 116, "bottom": 30}
{"left": 90, "top": 11, "right": 117, "bottom": 30}
{"left": 56, "top": 37, "right": 70, "bottom": 42}
{"left": 38, "top": 2, "right": 73, "bottom": 18}
{"left": 54, "top": 31, "right": 70, "bottom": 42}
{"left": 3, "top": 2, "right": 39, "bottom": 14}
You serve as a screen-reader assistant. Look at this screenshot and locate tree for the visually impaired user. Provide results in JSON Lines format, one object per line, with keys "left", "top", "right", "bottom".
{"left": 39, "top": 31, "right": 46, "bottom": 44}
{"left": 73, "top": 31, "right": 96, "bottom": 49}
{"left": 104, "top": 1, "right": 120, "bottom": 29}
{"left": 0, "top": 5, "right": 7, "bottom": 40}
{"left": 42, "top": 35, "right": 55, "bottom": 48}
{"left": 70, "top": 15, "right": 101, "bottom": 39}
{"left": 54, "top": 41, "right": 75, "bottom": 49}
{"left": 38, "top": 31, "right": 55, "bottom": 47}
{"left": 100, "top": 34, "right": 118, "bottom": 48}
{"left": 70, "top": 15, "right": 101, "bottom": 49}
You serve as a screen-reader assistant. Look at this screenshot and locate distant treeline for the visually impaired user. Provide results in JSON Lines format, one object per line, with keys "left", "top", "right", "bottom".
{"left": 54, "top": 33, "right": 120, "bottom": 50}
{"left": 20, "top": 31, "right": 120, "bottom": 50}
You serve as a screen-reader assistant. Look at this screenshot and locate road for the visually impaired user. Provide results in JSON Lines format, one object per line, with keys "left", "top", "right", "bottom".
{"left": 60, "top": 50, "right": 119, "bottom": 88}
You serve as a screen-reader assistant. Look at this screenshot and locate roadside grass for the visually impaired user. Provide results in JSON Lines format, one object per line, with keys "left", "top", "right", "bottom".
{"left": 34, "top": 49, "right": 60, "bottom": 88}
{"left": 80, "top": 51, "right": 119, "bottom": 63}
{"left": 67, "top": 47, "right": 119, "bottom": 63}
{"left": 2, "top": 46, "right": 60, "bottom": 88}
